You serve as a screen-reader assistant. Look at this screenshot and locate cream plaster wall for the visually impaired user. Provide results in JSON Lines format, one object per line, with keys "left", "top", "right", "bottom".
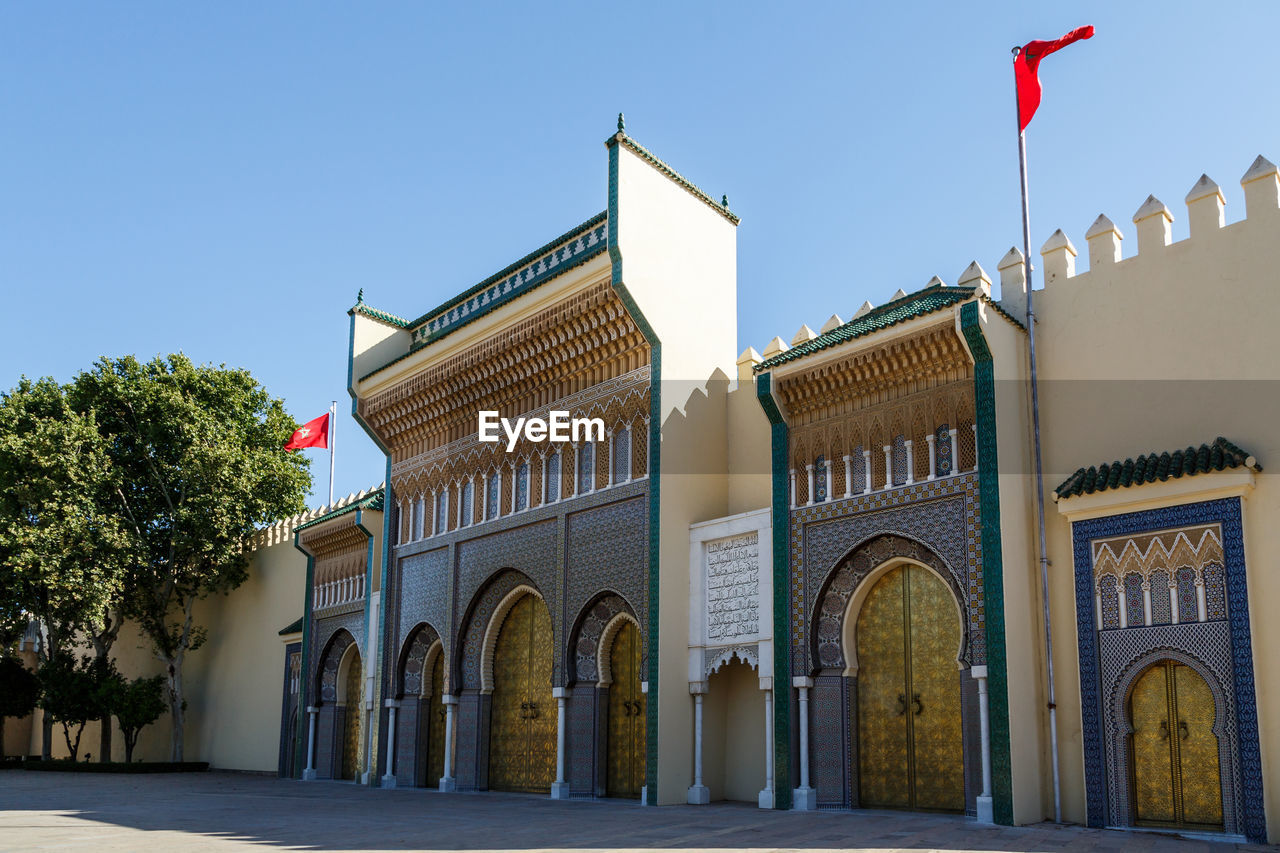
{"left": 612, "top": 140, "right": 739, "bottom": 805}
{"left": 700, "top": 659, "right": 766, "bottom": 803}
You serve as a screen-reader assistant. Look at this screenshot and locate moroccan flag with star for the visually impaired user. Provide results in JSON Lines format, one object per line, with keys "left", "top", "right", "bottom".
{"left": 284, "top": 412, "right": 329, "bottom": 451}
{"left": 1016, "top": 25, "right": 1094, "bottom": 131}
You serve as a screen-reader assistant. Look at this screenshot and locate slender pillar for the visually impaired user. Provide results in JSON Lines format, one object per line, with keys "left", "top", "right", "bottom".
{"left": 509, "top": 462, "right": 518, "bottom": 514}
{"left": 862, "top": 449, "right": 872, "bottom": 493}
{"left": 1117, "top": 585, "right": 1128, "bottom": 629}
{"left": 687, "top": 684, "right": 710, "bottom": 804}
{"left": 842, "top": 455, "right": 853, "bottom": 499}
{"left": 974, "top": 666, "right": 993, "bottom": 823}
{"left": 1142, "top": 582, "right": 1153, "bottom": 626}
{"left": 926, "top": 434, "right": 937, "bottom": 480}
{"left": 439, "top": 695, "right": 457, "bottom": 791}
{"left": 381, "top": 699, "right": 400, "bottom": 787}
{"left": 606, "top": 429, "right": 615, "bottom": 487}
{"left": 551, "top": 688, "right": 570, "bottom": 799}
{"left": 1169, "top": 584, "right": 1180, "bottom": 624}
{"left": 1196, "top": 578, "right": 1207, "bottom": 622}
{"left": 302, "top": 706, "right": 319, "bottom": 780}
{"left": 792, "top": 677, "right": 815, "bottom": 809}
{"left": 429, "top": 489, "right": 437, "bottom": 536}
{"left": 823, "top": 458, "right": 833, "bottom": 501}
{"left": 948, "top": 427, "right": 959, "bottom": 475}
{"left": 758, "top": 684, "right": 775, "bottom": 809}
{"left": 789, "top": 469, "right": 797, "bottom": 509}
{"left": 904, "top": 439, "right": 915, "bottom": 485}
{"left": 805, "top": 464, "right": 815, "bottom": 506}
{"left": 882, "top": 445, "right": 893, "bottom": 490}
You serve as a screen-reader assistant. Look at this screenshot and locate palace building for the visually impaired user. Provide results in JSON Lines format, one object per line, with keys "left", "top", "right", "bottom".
{"left": 11, "top": 124, "right": 1278, "bottom": 845}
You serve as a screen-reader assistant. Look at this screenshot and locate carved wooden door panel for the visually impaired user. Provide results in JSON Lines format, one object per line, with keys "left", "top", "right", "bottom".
{"left": 340, "top": 654, "right": 362, "bottom": 781}
{"left": 426, "top": 652, "right": 446, "bottom": 786}
{"left": 1130, "top": 661, "right": 1223, "bottom": 829}
{"left": 856, "top": 564, "right": 963, "bottom": 811}
{"left": 606, "top": 620, "right": 645, "bottom": 798}
{"left": 488, "top": 594, "right": 556, "bottom": 792}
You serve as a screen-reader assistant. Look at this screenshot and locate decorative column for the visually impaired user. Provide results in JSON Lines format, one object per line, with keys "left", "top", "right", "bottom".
{"left": 1169, "top": 583, "right": 1180, "bottom": 625}
{"left": 974, "top": 666, "right": 994, "bottom": 823}
{"left": 793, "top": 677, "right": 816, "bottom": 809}
{"left": 687, "top": 683, "right": 710, "bottom": 804}
{"left": 551, "top": 687, "right": 570, "bottom": 799}
{"left": 570, "top": 446, "right": 580, "bottom": 499}
{"left": 789, "top": 469, "right": 797, "bottom": 509}
{"left": 439, "top": 695, "right": 457, "bottom": 791}
{"left": 510, "top": 461, "right": 518, "bottom": 514}
{"left": 805, "top": 464, "right": 815, "bottom": 506}
{"left": 429, "top": 489, "right": 437, "bottom": 536}
{"left": 606, "top": 429, "right": 615, "bottom": 488}
{"left": 904, "top": 439, "right": 915, "bottom": 485}
{"left": 882, "top": 445, "right": 893, "bottom": 490}
{"left": 1196, "top": 577, "right": 1207, "bottom": 622}
{"left": 1142, "top": 581, "right": 1153, "bottom": 626}
{"left": 948, "top": 427, "right": 959, "bottom": 475}
{"left": 541, "top": 453, "right": 549, "bottom": 505}
{"left": 758, "top": 682, "right": 775, "bottom": 809}
{"left": 1117, "top": 584, "right": 1129, "bottom": 629}
{"left": 823, "top": 457, "right": 833, "bottom": 501}
{"left": 481, "top": 475, "right": 489, "bottom": 522}
{"left": 381, "top": 699, "right": 400, "bottom": 788}
{"left": 842, "top": 455, "right": 853, "bottom": 499}
{"left": 303, "top": 705, "right": 319, "bottom": 780}
{"left": 926, "top": 433, "right": 937, "bottom": 480}
{"left": 862, "top": 448, "right": 872, "bottom": 493}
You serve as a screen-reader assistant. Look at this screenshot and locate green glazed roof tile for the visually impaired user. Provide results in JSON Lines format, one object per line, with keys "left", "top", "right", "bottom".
{"left": 1054, "top": 437, "right": 1260, "bottom": 499}
{"left": 278, "top": 617, "right": 303, "bottom": 636}
{"left": 755, "top": 283, "right": 976, "bottom": 371}
{"left": 295, "top": 487, "right": 385, "bottom": 532}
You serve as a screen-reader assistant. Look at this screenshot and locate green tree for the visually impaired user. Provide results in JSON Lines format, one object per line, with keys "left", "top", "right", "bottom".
{"left": 0, "top": 377, "right": 128, "bottom": 758}
{"left": 0, "top": 654, "right": 40, "bottom": 758}
{"left": 38, "top": 652, "right": 101, "bottom": 760}
{"left": 105, "top": 672, "right": 166, "bottom": 763}
{"left": 70, "top": 354, "right": 310, "bottom": 760}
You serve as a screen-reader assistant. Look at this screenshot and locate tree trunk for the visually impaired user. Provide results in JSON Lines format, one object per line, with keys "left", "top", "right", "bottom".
{"left": 90, "top": 609, "right": 120, "bottom": 763}
{"left": 99, "top": 715, "right": 112, "bottom": 762}
{"left": 40, "top": 714, "right": 52, "bottom": 761}
{"left": 123, "top": 731, "right": 135, "bottom": 764}
{"left": 166, "top": 655, "right": 184, "bottom": 762}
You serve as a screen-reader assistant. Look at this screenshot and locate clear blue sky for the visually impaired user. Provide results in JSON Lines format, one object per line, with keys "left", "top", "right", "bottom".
{"left": 4, "top": 3, "right": 1277, "bottom": 507}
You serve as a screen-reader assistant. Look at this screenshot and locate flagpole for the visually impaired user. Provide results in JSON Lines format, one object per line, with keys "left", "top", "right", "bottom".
{"left": 1014, "top": 46, "right": 1062, "bottom": 825}
{"left": 329, "top": 401, "right": 337, "bottom": 508}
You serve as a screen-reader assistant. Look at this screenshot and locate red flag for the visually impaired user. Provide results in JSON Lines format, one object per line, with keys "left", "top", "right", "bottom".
{"left": 1016, "top": 25, "right": 1094, "bottom": 131}
{"left": 285, "top": 413, "right": 330, "bottom": 451}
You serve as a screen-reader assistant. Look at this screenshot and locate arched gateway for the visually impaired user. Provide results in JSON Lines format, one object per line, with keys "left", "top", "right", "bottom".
{"left": 487, "top": 590, "right": 556, "bottom": 793}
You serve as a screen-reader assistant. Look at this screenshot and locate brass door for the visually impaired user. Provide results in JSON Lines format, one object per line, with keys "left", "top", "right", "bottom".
{"left": 488, "top": 594, "right": 556, "bottom": 792}
{"left": 606, "top": 620, "right": 646, "bottom": 797}
{"left": 340, "top": 653, "right": 363, "bottom": 781}
{"left": 425, "top": 652, "right": 446, "bottom": 786}
{"left": 1130, "top": 661, "right": 1223, "bottom": 829}
{"left": 856, "top": 564, "right": 964, "bottom": 811}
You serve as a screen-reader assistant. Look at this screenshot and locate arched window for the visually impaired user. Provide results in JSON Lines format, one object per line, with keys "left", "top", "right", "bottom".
{"left": 891, "top": 434, "right": 908, "bottom": 487}
{"left": 814, "top": 455, "right": 828, "bottom": 502}
{"left": 486, "top": 471, "right": 501, "bottom": 520}
{"left": 1176, "top": 567, "right": 1198, "bottom": 622}
{"left": 516, "top": 462, "right": 529, "bottom": 511}
{"left": 1149, "top": 569, "right": 1172, "bottom": 625}
{"left": 578, "top": 443, "right": 594, "bottom": 494}
{"left": 1098, "top": 574, "right": 1120, "bottom": 629}
{"left": 461, "top": 480, "right": 474, "bottom": 527}
{"left": 851, "top": 445, "right": 865, "bottom": 493}
{"left": 612, "top": 427, "right": 631, "bottom": 484}
{"left": 935, "top": 424, "right": 952, "bottom": 477}
{"left": 1124, "top": 572, "right": 1144, "bottom": 627}
{"left": 1203, "top": 563, "right": 1226, "bottom": 620}
{"left": 413, "top": 496, "right": 425, "bottom": 540}
{"left": 546, "top": 452, "right": 561, "bottom": 503}
{"left": 435, "top": 489, "right": 448, "bottom": 534}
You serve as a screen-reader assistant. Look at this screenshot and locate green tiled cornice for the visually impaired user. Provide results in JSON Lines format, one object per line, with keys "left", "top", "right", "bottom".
{"left": 755, "top": 283, "right": 976, "bottom": 371}
{"left": 278, "top": 617, "right": 303, "bottom": 636}
{"left": 1054, "top": 437, "right": 1259, "bottom": 499}
{"left": 295, "top": 488, "right": 385, "bottom": 532}
{"left": 350, "top": 302, "right": 411, "bottom": 329}
{"left": 604, "top": 132, "right": 740, "bottom": 225}
{"left": 959, "top": 301, "right": 1013, "bottom": 825}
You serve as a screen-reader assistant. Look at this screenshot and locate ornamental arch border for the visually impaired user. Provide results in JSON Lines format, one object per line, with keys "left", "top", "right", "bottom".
{"left": 565, "top": 590, "right": 641, "bottom": 686}
{"left": 479, "top": 583, "right": 547, "bottom": 694}
{"left": 596, "top": 611, "right": 642, "bottom": 688}
{"left": 315, "top": 628, "right": 358, "bottom": 706}
{"left": 395, "top": 621, "right": 442, "bottom": 699}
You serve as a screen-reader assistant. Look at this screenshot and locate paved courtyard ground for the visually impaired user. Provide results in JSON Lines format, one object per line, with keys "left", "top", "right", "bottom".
{"left": 0, "top": 771, "right": 1272, "bottom": 853}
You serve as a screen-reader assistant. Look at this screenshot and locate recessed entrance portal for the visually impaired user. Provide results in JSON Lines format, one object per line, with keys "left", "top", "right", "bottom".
{"left": 339, "top": 649, "right": 362, "bottom": 781}
{"left": 605, "top": 619, "right": 645, "bottom": 798}
{"left": 855, "top": 563, "right": 963, "bottom": 811}
{"left": 487, "top": 593, "right": 556, "bottom": 793}
{"left": 1129, "top": 660, "right": 1223, "bottom": 830}
{"left": 424, "top": 650, "right": 447, "bottom": 786}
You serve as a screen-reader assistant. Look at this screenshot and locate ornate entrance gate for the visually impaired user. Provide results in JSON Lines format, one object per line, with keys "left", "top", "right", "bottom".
{"left": 606, "top": 620, "right": 645, "bottom": 797}
{"left": 856, "top": 563, "right": 963, "bottom": 811}
{"left": 340, "top": 653, "right": 362, "bottom": 781}
{"left": 488, "top": 593, "right": 556, "bottom": 792}
{"left": 1130, "top": 660, "right": 1223, "bottom": 829}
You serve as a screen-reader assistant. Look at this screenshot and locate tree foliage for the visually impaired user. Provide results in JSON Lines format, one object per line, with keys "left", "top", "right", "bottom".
{"left": 105, "top": 672, "right": 166, "bottom": 763}
{"left": 37, "top": 653, "right": 105, "bottom": 761}
{"left": 69, "top": 354, "right": 310, "bottom": 760}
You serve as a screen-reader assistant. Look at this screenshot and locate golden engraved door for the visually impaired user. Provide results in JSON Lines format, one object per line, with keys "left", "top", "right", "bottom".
{"left": 340, "top": 653, "right": 362, "bottom": 781}
{"left": 606, "top": 620, "right": 645, "bottom": 798}
{"left": 856, "top": 564, "right": 964, "bottom": 811}
{"left": 488, "top": 594, "right": 556, "bottom": 792}
{"left": 1130, "top": 661, "right": 1223, "bottom": 829}
{"left": 425, "top": 652, "right": 446, "bottom": 786}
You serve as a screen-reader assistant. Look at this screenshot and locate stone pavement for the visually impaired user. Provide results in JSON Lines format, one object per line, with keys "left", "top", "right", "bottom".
{"left": 0, "top": 771, "right": 1272, "bottom": 853}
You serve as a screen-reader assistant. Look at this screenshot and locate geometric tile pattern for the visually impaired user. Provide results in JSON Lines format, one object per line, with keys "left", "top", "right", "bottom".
{"left": 1149, "top": 569, "right": 1171, "bottom": 625}
{"left": 1071, "top": 497, "right": 1265, "bottom": 843}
